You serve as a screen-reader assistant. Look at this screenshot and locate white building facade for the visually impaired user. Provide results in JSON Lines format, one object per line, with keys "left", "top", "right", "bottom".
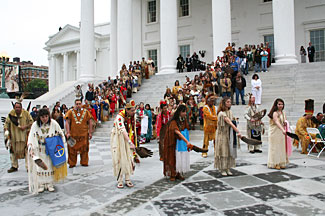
{"left": 44, "top": 0, "right": 325, "bottom": 90}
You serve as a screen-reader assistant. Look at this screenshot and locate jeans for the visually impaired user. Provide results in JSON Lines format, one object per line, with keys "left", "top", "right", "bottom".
{"left": 240, "top": 65, "right": 246, "bottom": 74}
{"left": 235, "top": 88, "right": 245, "bottom": 105}
{"left": 245, "top": 61, "right": 249, "bottom": 75}
{"left": 222, "top": 92, "right": 231, "bottom": 98}
{"left": 254, "top": 63, "right": 260, "bottom": 72}
{"left": 261, "top": 60, "right": 267, "bottom": 72}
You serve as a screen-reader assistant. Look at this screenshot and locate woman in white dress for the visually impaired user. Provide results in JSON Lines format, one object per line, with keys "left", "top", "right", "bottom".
{"left": 251, "top": 74, "right": 262, "bottom": 105}
{"left": 27, "top": 108, "right": 67, "bottom": 194}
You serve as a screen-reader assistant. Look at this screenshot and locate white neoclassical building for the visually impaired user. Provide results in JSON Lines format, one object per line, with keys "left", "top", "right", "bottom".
{"left": 44, "top": 0, "right": 325, "bottom": 90}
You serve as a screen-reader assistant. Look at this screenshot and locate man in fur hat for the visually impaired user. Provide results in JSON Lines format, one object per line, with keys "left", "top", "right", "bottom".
{"left": 111, "top": 100, "right": 137, "bottom": 188}
{"left": 202, "top": 94, "right": 218, "bottom": 158}
{"left": 4, "top": 102, "right": 33, "bottom": 173}
{"left": 293, "top": 99, "right": 316, "bottom": 154}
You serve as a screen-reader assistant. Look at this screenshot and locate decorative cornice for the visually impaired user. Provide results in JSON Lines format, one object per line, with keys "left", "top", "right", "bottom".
{"left": 302, "top": 19, "right": 325, "bottom": 25}
{"left": 257, "top": 26, "right": 273, "bottom": 31}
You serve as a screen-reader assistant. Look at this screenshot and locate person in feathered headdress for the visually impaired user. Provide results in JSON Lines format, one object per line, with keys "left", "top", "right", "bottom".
{"left": 111, "top": 100, "right": 136, "bottom": 188}
{"left": 293, "top": 99, "right": 316, "bottom": 154}
{"left": 110, "top": 100, "right": 153, "bottom": 188}
{"left": 244, "top": 93, "right": 266, "bottom": 154}
{"left": 202, "top": 93, "right": 218, "bottom": 158}
{"left": 4, "top": 94, "right": 33, "bottom": 173}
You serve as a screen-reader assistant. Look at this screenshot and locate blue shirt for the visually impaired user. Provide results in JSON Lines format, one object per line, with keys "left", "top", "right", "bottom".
{"left": 261, "top": 51, "right": 268, "bottom": 62}
{"left": 230, "top": 62, "right": 238, "bottom": 71}
{"left": 318, "top": 124, "right": 325, "bottom": 140}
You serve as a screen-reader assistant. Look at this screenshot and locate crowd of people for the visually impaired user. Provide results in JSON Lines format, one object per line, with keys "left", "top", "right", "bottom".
{"left": 3, "top": 44, "right": 325, "bottom": 192}
{"left": 176, "top": 42, "right": 272, "bottom": 75}
{"left": 3, "top": 56, "right": 158, "bottom": 193}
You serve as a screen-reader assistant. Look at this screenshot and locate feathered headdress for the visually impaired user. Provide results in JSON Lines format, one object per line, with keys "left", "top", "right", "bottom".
{"left": 126, "top": 100, "right": 136, "bottom": 109}
{"left": 12, "top": 92, "right": 31, "bottom": 111}
{"left": 205, "top": 93, "right": 216, "bottom": 103}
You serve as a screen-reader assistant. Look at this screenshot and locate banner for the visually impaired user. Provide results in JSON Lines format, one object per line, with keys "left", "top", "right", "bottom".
{"left": 0, "top": 64, "right": 19, "bottom": 92}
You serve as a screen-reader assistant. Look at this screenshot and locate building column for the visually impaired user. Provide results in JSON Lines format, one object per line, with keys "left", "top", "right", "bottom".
{"left": 80, "top": 0, "right": 95, "bottom": 81}
{"left": 132, "top": 0, "right": 142, "bottom": 62}
{"left": 272, "top": 0, "right": 298, "bottom": 64}
{"left": 110, "top": 0, "right": 118, "bottom": 77}
{"left": 212, "top": 0, "right": 231, "bottom": 60}
{"left": 76, "top": 50, "right": 80, "bottom": 80}
{"left": 63, "top": 52, "right": 69, "bottom": 82}
{"left": 48, "top": 55, "right": 56, "bottom": 90}
{"left": 117, "top": 0, "right": 133, "bottom": 71}
{"left": 55, "top": 54, "right": 61, "bottom": 88}
{"left": 159, "top": 0, "right": 177, "bottom": 74}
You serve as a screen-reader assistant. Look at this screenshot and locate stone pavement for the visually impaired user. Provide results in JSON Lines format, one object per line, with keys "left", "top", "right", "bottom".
{"left": 1, "top": 126, "right": 325, "bottom": 216}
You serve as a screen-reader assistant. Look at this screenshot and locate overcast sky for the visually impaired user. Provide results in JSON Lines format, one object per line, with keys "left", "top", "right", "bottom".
{"left": 0, "top": 0, "right": 110, "bottom": 66}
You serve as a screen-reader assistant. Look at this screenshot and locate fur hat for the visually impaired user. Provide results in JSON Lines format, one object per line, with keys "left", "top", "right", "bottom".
{"left": 305, "top": 99, "right": 314, "bottom": 115}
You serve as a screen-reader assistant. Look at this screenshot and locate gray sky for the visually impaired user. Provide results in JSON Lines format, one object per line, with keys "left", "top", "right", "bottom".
{"left": 0, "top": 0, "right": 110, "bottom": 66}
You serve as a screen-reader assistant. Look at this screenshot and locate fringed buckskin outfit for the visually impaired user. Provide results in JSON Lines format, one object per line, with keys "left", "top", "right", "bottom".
{"left": 27, "top": 119, "right": 67, "bottom": 194}
{"left": 64, "top": 108, "right": 92, "bottom": 166}
{"left": 293, "top": 99, "right": 316, "bottom": 154}
{"left": 244, "top": 104, "right": 263, "bottom": 151}
{"left": 214, "top": 110, "right": 237, "bottom": 171}
{"left": 203, "top": 105, "right": 218, "bottom": 154}
{"left": 294, "top": 117, "right": 315, "bottom": 154}
{"left": 267, "top": 111, "right": 289, "bottom": 168}
{"left": 111, "top": 109, "right": 135, "bottom": 183}
{"left": 4, "top": 109, "right": 33, "bottom": 169}
{"left": 163, "top": 119, "right": 189, "bottom": 179}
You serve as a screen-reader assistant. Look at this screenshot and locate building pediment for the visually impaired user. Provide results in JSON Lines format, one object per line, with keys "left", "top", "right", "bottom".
{"left": 45, "top": 24, "right": 81, "bottom": 48}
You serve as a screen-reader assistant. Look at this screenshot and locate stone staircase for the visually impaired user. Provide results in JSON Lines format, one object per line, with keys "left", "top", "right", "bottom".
{"left": 56, "top": 62, "right": 325, "bottom": 143}
{"left": 35, "top": 79, "right": 105, "bottom": 110}
{"left": 233, "top": 62, "right": 325, "bottom": 141}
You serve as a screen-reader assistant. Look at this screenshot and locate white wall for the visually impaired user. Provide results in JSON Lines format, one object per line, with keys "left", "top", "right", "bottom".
{"left": 294, "top": 0, "right": 325, "bottom": 63}
{"left": 231, "top": 0, "right": 273, "bottom": 48}
{"left": 46, "top": 0, "right": 325, "bottom": 85}
{"left": 183, "top": 0, "right": 213, "bottom": 63}
{"left": 141, "top": 0, "right": 161, "bottom": 68}
{"left": 68, "top": 52, "right": 76, "bottom": 81}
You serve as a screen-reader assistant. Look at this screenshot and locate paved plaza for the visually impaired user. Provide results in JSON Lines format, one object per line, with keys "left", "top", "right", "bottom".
{"left": 1, "top": 123, "right": 325, "bottom": 216}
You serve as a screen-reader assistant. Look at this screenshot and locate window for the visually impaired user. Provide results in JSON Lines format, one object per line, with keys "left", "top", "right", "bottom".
{"left": 179, "top": 0, "right": 189, "bottom": 17}
{"left": 148, "top": 49, "right": 158, "bottom": 71}
{"left": 263, "top": 0, "right": 272, "bottom": 2}
{"left": 310, "top": 29, "right": 325, "bottom": 62}
{"left": 179, "top": 45, "right": 190, "bottom": 58}
{"left": 264, "top": 35, "right": 275, "bottom": 60}
{"left": 148, "top": 1, "right": 156, "bottom": 23}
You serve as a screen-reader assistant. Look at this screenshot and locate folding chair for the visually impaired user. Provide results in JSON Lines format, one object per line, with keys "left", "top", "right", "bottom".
{"left": 307, "top": 128, "right": 325, "bottom": 158}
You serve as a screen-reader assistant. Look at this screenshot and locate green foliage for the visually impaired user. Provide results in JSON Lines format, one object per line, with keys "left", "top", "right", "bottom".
{"left": 24, "top": 79, "right": 48, "bottom": 92}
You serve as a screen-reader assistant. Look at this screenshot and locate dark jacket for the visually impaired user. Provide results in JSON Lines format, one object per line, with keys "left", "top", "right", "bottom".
{"left": 232, "top": 76, "right": 246, "bottom": 90}
{"left": 85, "top": 90, "right": 94, "bottom": 102}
